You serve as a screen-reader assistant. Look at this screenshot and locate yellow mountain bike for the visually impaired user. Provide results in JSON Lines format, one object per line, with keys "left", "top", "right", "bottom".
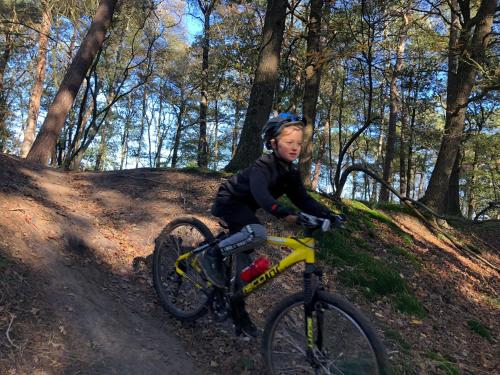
{"left": 152, "top": 213, "right": 390, "bottom": 374}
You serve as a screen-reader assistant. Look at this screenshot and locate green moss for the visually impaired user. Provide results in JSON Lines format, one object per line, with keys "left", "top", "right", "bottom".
{"left": 387, "top": 244, "right": 422, "bottom": 267}
{"left": 483, "top": 295, "right": 500, "bottom": 309}
{"left": 0, "top": 253, "right": 10, "bottom": 271}
{"left": 384, "top": 328, "right": 411, "bottom": 351}
{"left": 394, "top": 293, "right": 426, "bottom": 317}
{"left": 426, "top": 352, "right": 460, "bottom": 375}
{"left": 320, "top": 231, "right": 407, "bottom": 297}
{"left": 180, "top": 166, "right": 231, "bottom": 177}
{"left": 236, "top": 357, "right": 254, "bottom": 371}
{"left": 467, "top": 320, "right": 494, "bottom": 342}
{"left": 343, "top": 199, "right": 415, "bottom": 245}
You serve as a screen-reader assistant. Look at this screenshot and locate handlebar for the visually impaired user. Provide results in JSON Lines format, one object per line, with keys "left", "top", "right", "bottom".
{"left": 296, "top": 212, "right": 346, "bottom": 232}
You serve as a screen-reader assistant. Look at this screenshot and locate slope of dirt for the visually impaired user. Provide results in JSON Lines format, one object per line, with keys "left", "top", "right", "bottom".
{"left": 0, "top": 154, "right": 498, "bottom": 374}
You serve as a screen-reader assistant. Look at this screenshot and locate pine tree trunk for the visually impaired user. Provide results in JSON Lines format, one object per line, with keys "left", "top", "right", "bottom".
{"left": 446, "top": 147, "right": 462, "bottom": 216}
{"left": 136, "top": 86, "right": 148, "bottom": 168}
{"left": 154, "top": 96, "right": 164, "bottom": 168}
{"left": 171, "top": 100, "right": 185, "bottom": 168}
{"left": 21, "top": 7, "right": 51, "bottom": 157}
{"left": 197, "top": 1, "right": 216, "bottom": 168}
{"left": 212, "top": 98, "right": 219, "bottom": 169}
{"left": 311, "top": 118, "right": 330, "bottom": 191}
{"left": 399, "top": 108, "right": 407, "bottom": 197}
{"left": 422, "top": 0, "right": 495, "bottom": 213}
{"left": 466, "top": 145, "right": 478, "bottom": 219}
{"left": 300, "top": 0, "right": 326, "bottom": 187}
{"left": 379, "top": 18, "right": 408, "bottom": 201}
{"left": 94, "top": 122, "right": 107, "bottom": 171}
{"left": 225, "top": 0, "right": 287, "bottom": 172}
{"left": 0, "top": 31, "right": 13, "bottom": 150}
{"left": 26, "top": 0, "right": 118, "bottom": 164}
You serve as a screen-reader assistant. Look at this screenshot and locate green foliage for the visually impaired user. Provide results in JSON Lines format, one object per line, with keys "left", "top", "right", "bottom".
{"left": 483, "top": 295, "right": 500, "bottom": 309}
{"left": 387, "top": 244, "right": 422, "bottom": 268}
{"left": 0, "top": 253, "right": 9, "bottom": 271}
{"left": 467, "top": 320, "right": 494, "bottom": 342}
{"left": 344, "top": 200, "right": 415, "bottom": 245}
{"left": 394, "top": 293, "right": 426, "bottom": 317}
{"left": 180, "top": 165, "right": 230, "bottom": 178}
{"left": 236, "top": 357, "right": 254, "bottom": 371}
{"left": 318, "top": 230, "right": 424, "bottom": 315}
{"left": 384, "top": 328, "right": 411, "bottom": 352}
{"left": 373, "top": 202, "right": 415, "bottom": 215}
{"left": 426, "top": 352, "right": 461, "bottom": 375}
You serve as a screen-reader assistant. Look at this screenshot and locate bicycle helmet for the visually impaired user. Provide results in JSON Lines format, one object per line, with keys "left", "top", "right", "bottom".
{"left": 262, "top": 112, "right": 305, "bottom": 150}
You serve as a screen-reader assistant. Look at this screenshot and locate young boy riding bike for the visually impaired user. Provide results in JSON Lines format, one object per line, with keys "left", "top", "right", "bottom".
{"left": 199, "top": 113, "right": 339, "bottom": 337}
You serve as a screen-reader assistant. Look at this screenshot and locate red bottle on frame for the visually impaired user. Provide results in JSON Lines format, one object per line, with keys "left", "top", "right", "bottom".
{"left": 240, "top": 256, "right": 270, "bottom": 283}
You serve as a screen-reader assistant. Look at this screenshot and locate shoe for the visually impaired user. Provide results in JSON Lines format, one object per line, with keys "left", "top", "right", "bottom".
{"left": 235, "top": 311, "right": 258, "bottom": 338}
{"left": 198, "top": 246, "right": 225, "bottom": 288}
{"left": 232, "top": 298, "right": 259, "bottom": 338}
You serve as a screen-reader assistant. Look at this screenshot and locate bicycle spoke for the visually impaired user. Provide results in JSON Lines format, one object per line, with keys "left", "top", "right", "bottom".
{"left": 265, "top": 295, "right": 383, "bottom": 375}
{"left": 153, "top": 218, "right": 214, "bottom": 320}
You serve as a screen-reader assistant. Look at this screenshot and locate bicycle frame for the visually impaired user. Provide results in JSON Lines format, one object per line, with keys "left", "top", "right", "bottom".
{"left": 241, "top": 235, "right": 316, "bottom": 295}
{"left": 173, "top": 234, "right": 317, "bottom": 297}
{"left": 173, "top": 233, "right": 322, "bottom": 354}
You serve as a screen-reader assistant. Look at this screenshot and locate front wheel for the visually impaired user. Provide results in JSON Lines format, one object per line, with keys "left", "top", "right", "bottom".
{"left": 152, "top": 217, "right": 214, "bottom": 321}
{"left": 262, "top": 291, "right": 390, "bottom": 375}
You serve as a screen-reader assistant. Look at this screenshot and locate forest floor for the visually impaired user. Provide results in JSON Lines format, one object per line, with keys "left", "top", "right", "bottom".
{"left": 0, "top": 154, "right": 498, "bottom": 375}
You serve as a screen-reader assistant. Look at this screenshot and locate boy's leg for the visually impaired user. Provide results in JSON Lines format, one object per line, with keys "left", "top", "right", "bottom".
{"left": 200, "top": 203, "right": 265, "bottom": 288}
{"left": 231, "top": 250, "right": 259, "bottom": 337}
{"left": 200, "top": 203, "right": 264, "bottom": 336}
{"left": 198, "top": 223, "right": 266, "bottom": 288}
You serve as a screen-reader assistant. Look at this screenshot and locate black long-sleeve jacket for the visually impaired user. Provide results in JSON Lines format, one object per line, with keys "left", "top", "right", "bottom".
{"left": 213, "top": 152, "right": 332, "bottom": 219}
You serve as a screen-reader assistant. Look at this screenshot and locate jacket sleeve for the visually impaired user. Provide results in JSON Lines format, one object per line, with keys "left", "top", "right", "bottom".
{"left": 286, "top": 170, "right": 333, "bottom": 218}
{"left": 249, "top": 164, "right": 296, "bottom": 218}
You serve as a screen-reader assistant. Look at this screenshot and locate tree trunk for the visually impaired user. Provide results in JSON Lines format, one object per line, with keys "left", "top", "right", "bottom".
{"left": 399, "top": 106, "right": 407, "bottom": 197}
{"left": 197, "top": 0, "right": 217, "bottom": 168}
{"left": 171, "top": 100, "right": 185, "bottom": 168}
{"left": 379, "top": 17, "right": 408, "bottom": 201}
{"left": 299, "top": 0, "right": 326, "bottom": 187}
{"left": 231, "top": 98, "right": 242, "bottom": 158}
{"left": 311, "top": 116, "right": 331, "bottom": 191}
{"left": 120, "top": 95, "right": 131, "bottom": 170}
{"left": 136, "top": 86, "right": 148, "bottom": 168}
{"left": 94, "top": 122, "right": 107, "bottom": 171}
{"left": 212, "top": 97, "right": 219, "bottom": 169}
{"left": 154, "top": 96, "right": 164, "bottom": 168}
{"left": 422, "top": 0, "right": 495, "bottom": 213}
{"left": 0, "top": 31, "right": 13, "bottom": 150}
{"left": 225, "top": 0, "right": 287, "bottom": 172}
{"left": 26, "top": 0, "right": 118, "bottom": 164}
{"left": 466, "top": 144, "right": 478, "bottom": 219}
{"left": 21, "top": 7, "right": 52, "bottom": 157}
{"left": 406, "top": 106, "right": 416, "bottom": 198}
{"left": 446, "top": 147, "right": 462, "bottom": 216}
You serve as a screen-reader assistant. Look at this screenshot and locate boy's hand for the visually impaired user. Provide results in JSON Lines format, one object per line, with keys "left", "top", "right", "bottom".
{"left": 284, "top": 215, "right": 298, "bottom": 225}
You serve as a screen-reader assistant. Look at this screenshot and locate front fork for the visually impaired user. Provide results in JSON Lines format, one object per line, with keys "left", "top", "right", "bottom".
{"left": 304, "top": 264, "right": 325, "bottom": 365}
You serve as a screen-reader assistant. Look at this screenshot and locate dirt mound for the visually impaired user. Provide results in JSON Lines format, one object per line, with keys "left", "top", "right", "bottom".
{"left": 1, "top": 154, "right": 498, "bottom": 374}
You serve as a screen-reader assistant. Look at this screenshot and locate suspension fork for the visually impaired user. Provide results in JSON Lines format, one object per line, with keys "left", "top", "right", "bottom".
{"left": 303, "top": 264, "right": 318, "bottom": 363}
{"left": 304, "top": 265, "right": 326, "bottom": 365}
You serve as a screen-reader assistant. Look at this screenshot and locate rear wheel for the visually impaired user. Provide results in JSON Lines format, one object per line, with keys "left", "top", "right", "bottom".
{"left": 152, "top": 217, "right": 214, "bottom": 321}
{"left": 262, "top": 291, "right": 390, "bottom": 374}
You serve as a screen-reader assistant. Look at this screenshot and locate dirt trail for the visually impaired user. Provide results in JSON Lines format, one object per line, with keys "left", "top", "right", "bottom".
{"left": 0, "top": 155, "right": 216, "bottom": 374}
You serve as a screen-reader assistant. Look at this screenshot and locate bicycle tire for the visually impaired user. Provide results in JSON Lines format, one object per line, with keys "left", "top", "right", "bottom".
{"left": 152, "top": 217, "right": 214, "bottom": 321}
{"left": 262, "top": 291, "right": 390, "bottom": 375}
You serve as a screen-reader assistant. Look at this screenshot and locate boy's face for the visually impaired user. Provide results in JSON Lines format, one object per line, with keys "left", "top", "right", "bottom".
{"left": 272, "top": 127, "right": 303, "bottom": 162}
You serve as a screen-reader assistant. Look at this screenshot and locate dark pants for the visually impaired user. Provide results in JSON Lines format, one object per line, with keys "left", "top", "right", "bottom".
{"left": 211, "top": 195, "right": 263, "bottom": 319}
